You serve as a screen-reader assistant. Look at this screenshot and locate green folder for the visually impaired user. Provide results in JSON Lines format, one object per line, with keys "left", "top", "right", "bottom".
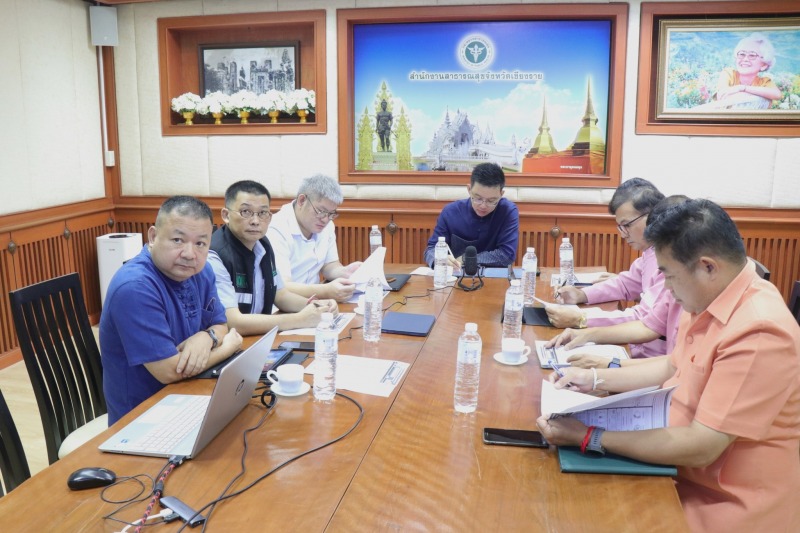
{"left": 558, "top": 446, "right": 677, "bottom": 477}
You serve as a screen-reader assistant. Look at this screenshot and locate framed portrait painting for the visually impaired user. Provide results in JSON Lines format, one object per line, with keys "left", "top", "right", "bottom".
{"left": 637, "top": 1, "right": 800, "bottom": 136}
{"left": 199, "top": 42, "right": 299, "bottom": 96}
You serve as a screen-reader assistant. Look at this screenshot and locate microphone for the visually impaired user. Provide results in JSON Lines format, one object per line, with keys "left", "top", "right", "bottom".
{"left": 463, "top": 246, "right": 479, "bottom": 277}
{"left": 458, "top": 246, "right": 483, "bottom": 291}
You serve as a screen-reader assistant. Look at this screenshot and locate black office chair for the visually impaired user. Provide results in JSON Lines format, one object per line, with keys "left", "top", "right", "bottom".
{"left": 789, "top": 281, "right": 800, "bottom": 326}
{"left": 748, "top": 257, "right": 770, "bottom": 281}
{"left": 0, "top": 389, "right": 31, "bottom": 496}
{"left": 9, "top": 273, "right": 107, "bottom": 465}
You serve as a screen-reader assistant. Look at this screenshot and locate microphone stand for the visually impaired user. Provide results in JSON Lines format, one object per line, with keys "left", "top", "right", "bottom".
{"left": 457, "top": 269, "right": 484, "bottom": 292}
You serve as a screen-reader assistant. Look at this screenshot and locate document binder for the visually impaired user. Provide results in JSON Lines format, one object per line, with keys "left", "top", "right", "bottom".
{"left": 558, "top": 446, "right": 677, "bottom": 476}
{"left": 381, "top": 312, "right": 436, "bottom": 337}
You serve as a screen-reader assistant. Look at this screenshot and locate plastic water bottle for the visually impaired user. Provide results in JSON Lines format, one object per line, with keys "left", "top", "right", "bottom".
{"left": 313, "top": 312, "right": 337, "bottom": 401}
{"left": 369, "top": 225, "right": 382, "bottom": 254}
{"left": 522, "top": 247, "right": 538, "bottom": 307}
{"left": 503, "top": 279, "right": 523, "bottom": 339}
{"left": 560, "top": 237, "right": 575, "bottom": 286}
{"left": 433, "top": 236, "right": 448, "bottom": 288}
{"left": 363, "top": 277, "right": 383, "bottom": 342}
{"left": 454, "top": 322, "right": 482, "bottom": 413}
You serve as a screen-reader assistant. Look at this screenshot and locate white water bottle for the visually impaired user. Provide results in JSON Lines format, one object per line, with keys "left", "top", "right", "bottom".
{"left": 522, "top": 247, "right": 538, "bottom": 307}
{"left": 313, "top": 312, "right": 337, "bottom": 401}
{"left": 369, "top": 225, "right": 382, "bottom": 254}
{"left": 363, "top": 277, "right": 383, "bottom": 342}
{"left": 559, "top": 237, "right": 575, "bottom": 286}
{"left": 454, "top": 322, "right": 482, "bottom": 413}
{"left": 433, "top": 236, "right": 448, "bottom": 288}
{"left": 503, "top": 279, "right": 524, "bottom": 339}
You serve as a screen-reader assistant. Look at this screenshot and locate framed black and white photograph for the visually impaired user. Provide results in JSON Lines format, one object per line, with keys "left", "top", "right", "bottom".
{"left": 199, "top": 42, "right": 299, "bottom": 96}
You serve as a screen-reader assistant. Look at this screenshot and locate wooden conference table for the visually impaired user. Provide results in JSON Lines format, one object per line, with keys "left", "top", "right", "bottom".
{"left": 0, "top": 267, "right": 688, "bottom": 532}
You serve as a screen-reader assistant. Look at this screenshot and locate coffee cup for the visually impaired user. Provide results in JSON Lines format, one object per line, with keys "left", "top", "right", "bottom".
{"left": 266, "top": 363, "right": 305, "bottom": 393}
{"left": 501, "top": 338, "right": 531, "bottom": 364}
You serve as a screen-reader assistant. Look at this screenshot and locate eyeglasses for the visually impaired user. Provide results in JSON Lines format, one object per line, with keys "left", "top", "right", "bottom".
{"left": 232, "top": 208, "right": 271, "bottom": 221}
{"left": 470, "top": 195, "right": 500, "bottom": 207}
{"left": 308, "top": 199, "right": 339, "bottom": 220}
{"left": 616, "top": 213, "right": 646, "bottom": 234}
{"left": 736, "top": 51, "right": 762, "bottom": 61}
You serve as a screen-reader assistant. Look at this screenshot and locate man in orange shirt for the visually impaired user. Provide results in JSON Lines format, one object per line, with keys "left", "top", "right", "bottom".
{"left": 537, "top": 199, "right": 800, "bottom": 532}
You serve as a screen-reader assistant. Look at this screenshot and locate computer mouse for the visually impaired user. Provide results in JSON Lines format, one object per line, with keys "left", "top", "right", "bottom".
{"left": 67, "top": 467, "right": 117, "bottom": 490}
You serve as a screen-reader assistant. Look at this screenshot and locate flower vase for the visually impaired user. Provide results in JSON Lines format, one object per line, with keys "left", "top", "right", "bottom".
{"left": 268, "top": 110, "right": 280, "bottom": 124}
{"left": 212, "top": 112, "right": 224, "bottom": 125}
{"left": 296, "top": 109, "right": 308, "bottom": 123}
{"left": 182, "top": 111, "right": 195, "bottom": 125}
{"left": 238, "top": 110, "right": 251, "bottom": 124}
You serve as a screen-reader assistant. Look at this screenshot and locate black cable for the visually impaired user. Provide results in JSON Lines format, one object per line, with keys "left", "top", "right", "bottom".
{"left": 175, "top": 391, "right": 365, "bottom": 532}
{"left": 101, "top": 458, "right": 176, "bottom": 529}
{"left": 382, "top": 286, "right": 450, "bottom": 312}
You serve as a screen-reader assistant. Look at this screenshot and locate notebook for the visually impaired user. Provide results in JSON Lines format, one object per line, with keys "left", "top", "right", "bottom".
{"left": 558, "top": 446, "right": 677, "bottom": 476}
{"left": 482, "top": 267, "right": 524, "bottom": 279}
{"left": 381, "top": 311, "right": 436, "bottom": 337}
{"left": 99, "top": 326, "right": 278, "bottom": 459}
{"left": 385, "top": 273, "right": 411, "bottom": 292}
{"left": 523, "top": 306, "right": 553, "bottom": 327}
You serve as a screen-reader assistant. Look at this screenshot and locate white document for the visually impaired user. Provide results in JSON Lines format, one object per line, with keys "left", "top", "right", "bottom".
{"left": 279, "top": 313, "right": 356, "bottom": 336}
{"left": 348, "top": 247, "right": 391, "bottom": 291}
{"left": 535, "top": 340, "right": 629, "bottom": 368}
{"left": 540, "top": 380, "right": 676, "bottom": 431}
{"left": 533, "top": 296, "right": 580, "bottom": 311}
{"left": 305, "top": 354, "right": 409, "bottom": 397}
{"left": 574, "top": 272, "right": 608, "bottom": 284}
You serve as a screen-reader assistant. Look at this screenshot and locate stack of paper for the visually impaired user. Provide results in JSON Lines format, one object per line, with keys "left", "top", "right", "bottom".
{"left": 305, "top": 354, "right": 409, "bottom": 397}
{"left": 535, "top": 340, "right": 629, "bottom": 368}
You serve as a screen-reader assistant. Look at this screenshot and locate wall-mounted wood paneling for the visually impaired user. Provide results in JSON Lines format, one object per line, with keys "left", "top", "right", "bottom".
{"left": 2, "top": 200, "right": 798, "bottom": 369}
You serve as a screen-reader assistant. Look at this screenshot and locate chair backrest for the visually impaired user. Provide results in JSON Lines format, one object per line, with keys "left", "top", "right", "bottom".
{"left": 9, "top": 273, "right": 106, "bottom": 465}
{"left": 789, "top": 281, "right": 800, "bottom": 326}
{"left": 0, "top": 389, "right": 31, "bottom": 496}
{"left": 748, "top": 257, "right": 770, "bottom": 281}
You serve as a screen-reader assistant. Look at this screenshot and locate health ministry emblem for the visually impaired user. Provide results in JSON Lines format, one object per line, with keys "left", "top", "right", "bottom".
{"left": 458, "top": 34, "right": 494, "bottom": 70}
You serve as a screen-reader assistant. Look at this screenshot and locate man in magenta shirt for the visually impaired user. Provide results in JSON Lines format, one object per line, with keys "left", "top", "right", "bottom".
{"left": 547, "top": 179, "right": 682, "bottom": 359}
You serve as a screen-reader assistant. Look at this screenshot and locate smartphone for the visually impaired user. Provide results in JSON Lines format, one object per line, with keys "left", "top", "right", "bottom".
{"left": 483, "top": 428, "right": 549, "bottom": 448}
{"left": 279, "top": 341, "right": 315, "bottom": 352}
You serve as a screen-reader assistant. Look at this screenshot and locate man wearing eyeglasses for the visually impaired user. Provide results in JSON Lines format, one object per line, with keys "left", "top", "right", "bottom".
{"left": 423, "top": 162, "right": 519, "bottom": 269}
{"left": 208, "top": 180, "right": 337, "bottom": 334}
{"left": 267, "top": 174, "right": 362, "bottom": 303}
{"left": 547, "top": 179, "right": 684, "bottom": 361}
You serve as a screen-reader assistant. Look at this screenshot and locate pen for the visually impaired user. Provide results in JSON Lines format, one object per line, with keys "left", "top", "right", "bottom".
{"left": 306, "top": 294, "right": 317, "bottom": 305}
{"left": 553, "top": 278, "right": 567, "bottom": 300}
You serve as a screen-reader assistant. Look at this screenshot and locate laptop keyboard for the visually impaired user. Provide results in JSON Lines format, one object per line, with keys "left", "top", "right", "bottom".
{"left": 127, "top": 396, "right": 210, "bottom": 454}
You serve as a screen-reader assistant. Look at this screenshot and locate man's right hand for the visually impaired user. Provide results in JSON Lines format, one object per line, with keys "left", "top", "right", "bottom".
{"left": 297, "top": 300, "right": 338, "bottom": 327}
{"left": 554, "top": 285, "right": 588, "bottom": 304}
{"left": 326, "top": 278, "right": 356, "bottom": 302}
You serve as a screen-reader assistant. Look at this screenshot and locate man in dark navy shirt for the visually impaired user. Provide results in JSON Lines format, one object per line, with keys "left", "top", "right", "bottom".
{"left": 424, "top": 162, "right": 519, "bottom": 268}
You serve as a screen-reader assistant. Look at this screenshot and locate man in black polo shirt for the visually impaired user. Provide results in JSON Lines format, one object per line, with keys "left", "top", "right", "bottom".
{"left": 208, "top": 180, "right": 337, "bottom": 334}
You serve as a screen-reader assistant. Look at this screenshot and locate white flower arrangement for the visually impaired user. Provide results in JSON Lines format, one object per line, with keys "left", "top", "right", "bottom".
{"left": 170, "top": 92, "right": 202, "bottom": 114}
{"left": 291, "top": 88, "right": 316, "bottom": 113}
{"left": 228, "top": 90, "right": 258, "bottom": 114}
{"left": 256, "top": 89, "right": 289, "bottom": 114}
{"left": 197, "top": 91, "right": 229, "bottom": 115}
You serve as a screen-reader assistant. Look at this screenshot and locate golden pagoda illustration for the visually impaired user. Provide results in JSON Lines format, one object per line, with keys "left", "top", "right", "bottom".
{"left": 522, "top": 79, "right": 607, "bottom": 175}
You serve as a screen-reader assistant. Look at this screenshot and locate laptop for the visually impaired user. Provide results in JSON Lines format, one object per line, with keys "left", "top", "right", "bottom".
{"left": 99, "top": 326, "right": 278, "bottom": 459}
{"left": 385, "top": 273, "right": 411, "bottom": 292}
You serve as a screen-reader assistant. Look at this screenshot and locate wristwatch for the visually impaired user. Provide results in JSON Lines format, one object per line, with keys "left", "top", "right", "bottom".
{"left": 608, "top": 357, "right": 621, "bottom": 369}
{"left": 205, "top": 327, "right": 219, "bottom": 350}
{"left": 577, "top": 312, "right": 588, "bottom": 329}
{"left": 585, "top": 428, "right": 606, "bottom": 457}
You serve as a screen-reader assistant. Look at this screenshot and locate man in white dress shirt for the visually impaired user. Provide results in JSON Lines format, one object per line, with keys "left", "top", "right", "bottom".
{"left": 267, "top": 174, "right": 362, "bottom": 302}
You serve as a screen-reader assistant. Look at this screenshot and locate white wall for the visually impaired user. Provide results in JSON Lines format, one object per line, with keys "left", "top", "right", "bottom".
{"left": 112, "top": 0, "right": 800, "bottom": 208}
{"left": 0, "top": 0, "right": 105, "bottom": 216}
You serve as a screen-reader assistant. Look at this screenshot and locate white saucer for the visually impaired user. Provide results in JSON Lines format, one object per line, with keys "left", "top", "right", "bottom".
{"left": 271, "top": 381, "right": 311, "bottom": 397}
{"left": 354, "top": 306, "right": 364, "bottom": 316}
{"left": 493, "top": 352, "right": 528, "bottom": 366}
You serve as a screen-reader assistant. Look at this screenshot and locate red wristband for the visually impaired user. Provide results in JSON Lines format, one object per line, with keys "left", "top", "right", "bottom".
{"left": 580, "top": 426, "right": 596, "bottom": 454}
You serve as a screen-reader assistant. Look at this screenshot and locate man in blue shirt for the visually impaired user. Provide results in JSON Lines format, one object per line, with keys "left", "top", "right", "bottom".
{"left": 100, "top": 196, "right": 242, "bottom": 424}
{"left": 424, "top": 162, "right": 519, "bottom": 268}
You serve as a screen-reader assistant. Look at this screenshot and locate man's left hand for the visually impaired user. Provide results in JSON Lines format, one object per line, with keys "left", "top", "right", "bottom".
{"left": 536, "top": 415, "right": 588, "bottom": 446}
{"left": 175, "top": 331, "right": 215, "bottom": 377}
{"left": 344, "top": 262, "right": 362, "bottom": 276}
